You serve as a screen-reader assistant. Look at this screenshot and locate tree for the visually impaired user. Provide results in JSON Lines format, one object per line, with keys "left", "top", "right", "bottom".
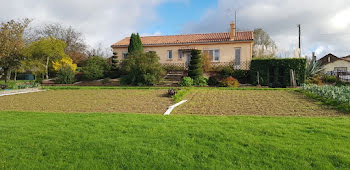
{"left": 35, "top": 23, "right": 88, "bottom": 65}
{"left": 188, "top": 50, "right": 203, "bottom": 79}
{"left": 128, "top": 33, "right": 143, "bottom": 55}
{"left": 120, "top": 52, "right": 165, "bottom": 86}
{"left": 81, "top": 56, "right": 110, "bottom": 80}
{"left": 25, "top": 37, "right": 68, "bottom": 79}
{"left": 0, "top": 18, "right": 31, "bottom": 83}
{"left": 253, "top": 28, "right": 277, "bottom": 58}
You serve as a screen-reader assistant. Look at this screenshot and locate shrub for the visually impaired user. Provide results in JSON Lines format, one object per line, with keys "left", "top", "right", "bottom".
{"left": 220, "top": 67, "right": 250, "bottom": 84}
{"left": 322, "top": 75, "right": 337, "bottom": 84}
{"left": 120, "top": 52, "right": 165, "bottom": 86}
{"left": 56, "top": 66, "right": 75, "bottom": 84}
{"left": 180, "top": 77, "right": 193, "bottom": 87}
{"left": 306, "top": 75, "right": 323, "bottom": 85}
{"left": 193, "top": 76, "right": 208, "bottom": 86}
{"left": 102, "top": 78, "right": 111, "bottom": 85}
{"left": 250, "top": 58, "right": 306, "bottom": 87}
{"left": 208, "top": 76, "right": 221, "bottom": 86}
{"left": 82, "top": 56, "right": 111, "bottom": 81}
{"left": 220, "top": 76, "right": 240, "bottom": 87}
{"left": 188, "top": 50, "right": 203, "bottom": 79}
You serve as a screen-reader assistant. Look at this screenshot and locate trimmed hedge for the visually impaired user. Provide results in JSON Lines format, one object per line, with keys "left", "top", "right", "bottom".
{"left": 250, "top": 58, "right": 306, "bottom": 87}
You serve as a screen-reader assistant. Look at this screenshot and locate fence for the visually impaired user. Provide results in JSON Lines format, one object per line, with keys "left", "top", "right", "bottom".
{"left": 327, "top": 71, "right": 350, "bottom": 82}
{"left": 162, "top": 61, "right": 251, "bottom": 71}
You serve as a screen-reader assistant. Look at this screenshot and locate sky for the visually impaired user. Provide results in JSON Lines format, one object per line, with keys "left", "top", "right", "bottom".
{"left": 1, "top": 0, "right": 350, "bottom": 58}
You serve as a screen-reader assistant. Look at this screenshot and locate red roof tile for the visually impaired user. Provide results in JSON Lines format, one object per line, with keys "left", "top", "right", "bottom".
{"left": 112, "top": 31, "right": 254, "bottom": 47}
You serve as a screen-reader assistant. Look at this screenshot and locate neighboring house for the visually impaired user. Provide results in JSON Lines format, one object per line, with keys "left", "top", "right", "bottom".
{"left": 319, "top": 53, "right": 350, "bottom": 74}
{"left": 111, "top": 22, "right": 254, "bottom": 70}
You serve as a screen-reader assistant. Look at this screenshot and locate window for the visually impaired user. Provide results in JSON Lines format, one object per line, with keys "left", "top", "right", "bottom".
{"left": 334, "top": 67, "right": 347, "bottom": 73}
{"left": 179, "top": 51, "right": 183, "bottom": 59}
{"left": 234, "top": 48, "right": 241, "bottom": 69}
{"left": 122, "top": 52, "right": 128, "bottom": 59}
{"left": 168, "top": 50, "right": 173, "bottom": 59}
{"left": 203, "top": 49, "right": 220, "bottom": 62}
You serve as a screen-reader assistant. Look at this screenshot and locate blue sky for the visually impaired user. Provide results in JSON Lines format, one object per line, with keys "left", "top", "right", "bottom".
{"left": 141, "top": 0, "right": 217, "bottom": 35}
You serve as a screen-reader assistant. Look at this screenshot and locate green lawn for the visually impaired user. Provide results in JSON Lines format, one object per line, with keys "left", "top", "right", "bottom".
{"left": 0, "top": 111, "right": 350, "bottom": 169}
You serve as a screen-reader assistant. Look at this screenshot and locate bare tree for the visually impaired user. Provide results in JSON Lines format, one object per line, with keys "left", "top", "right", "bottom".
{"left": 86, "top": 43, "right": 112, "bottom": 58}
{"left": 253, "top": 28, "right": 277, "bottom": 58}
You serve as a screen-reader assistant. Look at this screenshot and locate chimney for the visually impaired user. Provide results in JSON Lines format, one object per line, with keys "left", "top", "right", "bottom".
{"left": 230, "top": 22, "right": 235, "bottom": 40}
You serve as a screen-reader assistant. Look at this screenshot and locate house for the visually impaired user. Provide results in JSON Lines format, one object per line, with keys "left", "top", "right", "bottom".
{"left": 319, "top": 53, "right": 350, "bottom": 73}
{"left": 111, "top": 22, "right": 254, "bottom": 70}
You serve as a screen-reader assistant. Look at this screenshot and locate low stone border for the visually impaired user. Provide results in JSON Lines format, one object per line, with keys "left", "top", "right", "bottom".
{"left": 0, "top": 88, "right": 46, "bottom": 97}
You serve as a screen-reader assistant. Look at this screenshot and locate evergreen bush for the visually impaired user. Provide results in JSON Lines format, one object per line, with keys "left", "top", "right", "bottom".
{"left": 188, "top": 50, "right": 203, "bottom": 79}
{"left": 56, "top": 65, "right": 75, "bottom": 84}
{"left": 250, "top": 58, "right": 306, "bottom": 87}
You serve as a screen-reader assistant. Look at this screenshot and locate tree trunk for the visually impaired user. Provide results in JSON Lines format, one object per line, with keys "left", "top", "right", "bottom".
{"left": 45, "top": 56, "right": 50, "bottom": 80}
{"left": 4, "top": 69, "right": 10, "bottom": 83}
{"left": 14, "top": 70, "right": 17, "bottom": 81}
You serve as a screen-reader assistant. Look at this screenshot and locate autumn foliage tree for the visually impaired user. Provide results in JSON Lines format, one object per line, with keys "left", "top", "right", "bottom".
{"left": 0, "top": 18, "right": 31, "bottom": 83}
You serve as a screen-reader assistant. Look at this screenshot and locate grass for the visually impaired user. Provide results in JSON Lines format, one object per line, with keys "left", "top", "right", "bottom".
{"left": 0, "top": 89, "right": 173, "bottom": 114}
{"left": 173, "top": 89, "right": 345, "bottom": 116}
{"left": 0, "top": 111, "right": 349, "bottom": 169}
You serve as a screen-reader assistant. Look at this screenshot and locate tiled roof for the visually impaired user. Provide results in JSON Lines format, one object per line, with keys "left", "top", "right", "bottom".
{"left": 112, "top": 31, "right": 254, "bottom": 47}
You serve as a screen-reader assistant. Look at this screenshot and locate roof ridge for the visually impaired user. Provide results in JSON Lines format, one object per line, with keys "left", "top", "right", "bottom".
{"left": 138, "top": 31, "right": 252, "bottom": 38}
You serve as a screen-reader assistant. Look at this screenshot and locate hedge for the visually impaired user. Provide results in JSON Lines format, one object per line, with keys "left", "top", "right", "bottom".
{"left": 250, "top": 58, "right": 306, "bottom": 87}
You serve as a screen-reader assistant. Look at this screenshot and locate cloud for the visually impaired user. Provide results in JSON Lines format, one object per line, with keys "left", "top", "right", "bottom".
{"left": 183, "top": 0, "right": 350, "bottom": 58}
{"left": 0, "top": 0, "right": 176, "bottom": 49}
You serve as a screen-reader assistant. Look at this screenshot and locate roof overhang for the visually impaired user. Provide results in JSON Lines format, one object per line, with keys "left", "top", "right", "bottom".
{"left": 111, "top": 39, "right": 254, "bottom": 48}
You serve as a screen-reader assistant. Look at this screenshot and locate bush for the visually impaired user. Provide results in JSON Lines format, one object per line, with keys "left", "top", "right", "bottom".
{"left": 322, "top": 75, "right": 337, "bottom": 84}
{"left": 82, "top": 56, "right": 111, "bottom": 81}
{"left": 208, "top": 76, "right": 221, "bottom": 86}
{"left": 193, "top": 76, "right": 208, "bottom": 86}
{"left": 306, "top": 75, "right": 323, "bottom": 85}
{"left": 220, "top": 67, "right": 250, "bottom": 84}
{"left": 180, "top": 77, "right": 193, "bottom": 87}
{"left": 250, "top": 58, "right": 306, "bottom": 87}
{"left": 101, "top": 78, "right": 110, "bottom": 85}
{"left": 188, "top": 50, "right": 203, "bottom": 79}
{"left": 220, "top": 76, "right": 240, "bottom": 87}
{"left": 56, "top": 66, "right": 75, "bottom": 84}
{"left": 163, "top": 65, "right": 185, "bottom": 72}
{"left": 120, "top": 52, "right": 165, "bottom": 86}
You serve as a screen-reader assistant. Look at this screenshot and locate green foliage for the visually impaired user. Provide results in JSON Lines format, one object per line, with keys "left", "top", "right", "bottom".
{"left": 24, "top": 37, "right": 68, "bottom": 79}
{"left": 162, "top": 65, "right": 185, "bottom": 71}
{"left": 101, "top": 78, "right": 110, "bottom": 85}
{"left": 120, "top": 52, "right": 165, "bottom": 86}
{"left": 180, "top": 77, "right": 194, "bottom": 87}
{"left": 128, "top": 33, "right": 143, "bottom": 55}
{"left": 220, "top": 76, "right": 240, "bottom": 87}
{"left": 220, "top": 67, "right": 250, "bottom": 84}
{"left": 305, "top": 60, "right": 322, "bottom": 79}
{"left": 301, "top": 84, "right": 350, "bottom": 112}
{"left": 82, "top": 56, "right": 110, "bottom": 81}
{"left": 56, "top": 65, "right": 75, "bottom": 84}
{"left": 188, "top": 50, "right": 203, "bottom": 79}
{"left": 322, "top": 75, "right": 337, "bottom": 84}
{"left": 172, "top": 88, "right": 191, "bottom": 103}
{"left": 208, "top": 76, "right": 221, "bottom": 86}
{"left": 250, "top": 58, "right": 306, "bottom": 87}
{"left": 193, "top": 76, "right": 208, "bottom": 86}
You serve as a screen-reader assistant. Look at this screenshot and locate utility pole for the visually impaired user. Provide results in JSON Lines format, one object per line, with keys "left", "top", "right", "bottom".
{"left": 298, "top": 24, "right": 301, "bottom": 53}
